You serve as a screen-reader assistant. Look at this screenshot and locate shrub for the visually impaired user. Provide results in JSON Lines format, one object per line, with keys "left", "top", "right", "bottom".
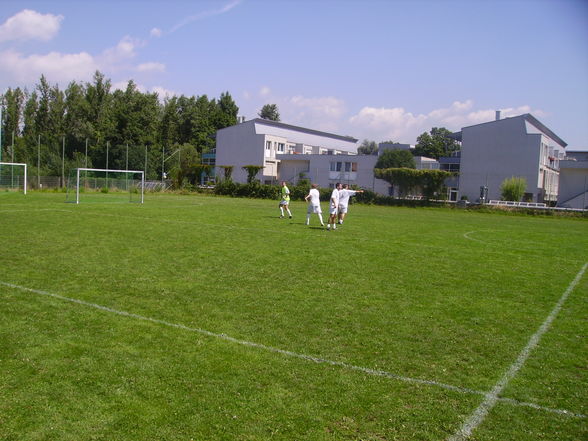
{"left": 500, "top": 177, "right": 527, "bottom": 201}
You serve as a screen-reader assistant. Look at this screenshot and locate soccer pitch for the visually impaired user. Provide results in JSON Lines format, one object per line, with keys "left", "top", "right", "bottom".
{"left": 1, "top": 192, "right": 586, "bottom": 441}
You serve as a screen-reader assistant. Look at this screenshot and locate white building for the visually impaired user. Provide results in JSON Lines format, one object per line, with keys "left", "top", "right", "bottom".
{"left": 558, "top": 151, "right": 588, "bottom": 209}
{"left": 454, "top": 113, "right": 567, "bottom": 203}
{"left": 215, "top": 118, "right": 389, "bottom": 192}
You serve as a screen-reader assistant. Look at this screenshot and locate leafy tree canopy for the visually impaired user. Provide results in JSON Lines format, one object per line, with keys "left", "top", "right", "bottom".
{"left": 258, "top": 104, "right": 280, "bottom": 121}
{"left": 414, "top": 127, "right": 459, "bottom": 159}
{"left": 500, "top": 176, "right": 527, "bottom": 201}
{"left": 357, "top": 139, "right": 378, "bottom": 155}
{"left": 375, "top": 149, "right": 416, "bottom": 169}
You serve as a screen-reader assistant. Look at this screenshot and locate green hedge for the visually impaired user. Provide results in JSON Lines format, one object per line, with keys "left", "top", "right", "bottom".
{"left": 213, "top": 181, "right": 447, "bottom": 208}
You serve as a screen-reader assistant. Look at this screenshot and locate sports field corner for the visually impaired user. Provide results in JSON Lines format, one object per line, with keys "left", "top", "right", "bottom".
{"left": 1, "top": 191, "right": 587, "bottom": 440}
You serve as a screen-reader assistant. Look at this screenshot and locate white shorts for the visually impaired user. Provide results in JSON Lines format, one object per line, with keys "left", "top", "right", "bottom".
{"left": 329, "top": 204, "right": 338, "bottom": 215}
{"left": 338, "top": 204, "right": 348, "bottom": 214}
{"left": 307, "top": 204, "right": 322, "bottom": 214}
{"left": 279, "top": 199, "right": 289, "bottom": 206}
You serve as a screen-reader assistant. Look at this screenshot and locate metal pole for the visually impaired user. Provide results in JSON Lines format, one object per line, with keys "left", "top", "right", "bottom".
{"left": 76, "top": 168, "right": 80, "bottom": 204}
{"left": 582, "top": 176, "right": 588, "bottom": 210}
{"left": 162, "top": 145, "right": 164, "bottom": 184}
{"left": 85, "top": 138, "right": 88, "bottom": 168}
{"left": 11, "top": 130, "right": 14, "bottom": 187}
{"left": 106, "top": 141, "right": 109, "bottom": 187}
{"left": 37, "top": 135, "right": 40, "bottom": 188}
{"left": 144, "top": 145, "right": 147, "bottom": 175}
{"left": 62, "top": 136, "right": 65, "bottom": 187}
{"left": 126, "top": 143, "right": 129, "bottom": 190}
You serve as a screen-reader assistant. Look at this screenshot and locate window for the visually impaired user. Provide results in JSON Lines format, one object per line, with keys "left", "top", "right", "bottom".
{"left": 277, "top": 143, "right": 285, "bottom": 153}
{"left": 265, "top": 141, "right": 271, "bottom": 151}
{"left": 345, "top": 162, "right": 351, "bottom": 172}
{"left": 351, "top": 162, "right": 357, "bottom": 172}
{"left": 330, "top": 162, "right": 337, "bottom": 172}
{"left": 336, "top": 162, "right": 342, "bottom": 172}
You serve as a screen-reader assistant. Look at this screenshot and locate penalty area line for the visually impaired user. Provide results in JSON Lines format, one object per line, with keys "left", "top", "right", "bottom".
{"left": 0, "top": 280, "right": 585, "bottom": 420}
{"left": 447, "top": 261, "right": 588, "bottom": 441}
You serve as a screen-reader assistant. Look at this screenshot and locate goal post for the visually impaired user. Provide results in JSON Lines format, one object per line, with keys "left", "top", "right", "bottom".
{"left": 66, "top": 168, "right": 145, "bottom": 204}
{"left": 0, "top": 162, "right": 27, "bottom": 194}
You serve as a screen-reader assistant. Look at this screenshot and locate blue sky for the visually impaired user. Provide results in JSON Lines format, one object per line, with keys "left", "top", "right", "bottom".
{"left": 1, "top": 0, "right": 587, "bottom": 149}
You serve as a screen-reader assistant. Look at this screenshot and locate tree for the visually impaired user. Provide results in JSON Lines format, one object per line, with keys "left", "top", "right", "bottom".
{"left": 375, "top": 149, "right": 416, "bottom": 169}
{"left": 357, "top": 139, "right": 378, "bottom": 155}
{"left": 500, "top": 176, "right": 527, "bottom": 201}
{"left": 375, "top": 168, "right": 453, "bottom": 199}
{"left": 414, "top": 127, "right": 459, "bottom": 159}
{"left": 242, "top": 165, "right": 264, "bottom": 183}
{"left": 258, "top": 104, "right": 280, "bottom": 121}
{"left": 218, "top": 165, "right": 234, "bottom": 181}
{"left": 216, "top": 91, "right": 239, "bottom": 128}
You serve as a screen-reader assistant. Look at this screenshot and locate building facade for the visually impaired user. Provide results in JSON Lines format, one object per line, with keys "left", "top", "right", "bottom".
{"left": 216, "top": 118, "right": 359, "bottom": 184}
{"left": 454, "top": 113, "right": 567, "bottom": 203}
{"left": 558, "top": 151, "right": 588, "bottom": 209}
{"left": 215, "top": 118, "right": 389, "bottom": 192}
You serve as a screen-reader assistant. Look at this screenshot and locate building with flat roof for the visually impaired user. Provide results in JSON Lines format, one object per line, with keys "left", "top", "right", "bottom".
{"left": 216, "top": 118, "right": 359, "bottom": 184}
{"left": 558, "top": 151, "right": 588, "bottom": 209}
{"left": 215, "top": 118, "right": 389, "bottom": 192}
{"left": 453, "top": 113, "right": 567, "bottom": 203}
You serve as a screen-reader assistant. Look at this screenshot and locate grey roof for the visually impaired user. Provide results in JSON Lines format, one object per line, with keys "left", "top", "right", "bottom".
{"left": 454, "top": 114, "right": 566, "bottom": 147}
{"left": 223, "top": 118, "right": 358, "bottom": 143}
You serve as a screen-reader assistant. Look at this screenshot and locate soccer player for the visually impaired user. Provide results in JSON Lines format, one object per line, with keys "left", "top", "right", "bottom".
{"left": 327, "top": 182, "right": 342, "bottom": 230}
{"left": 278, "top": 181, "right": 292, "bottom": 218}
{"left": 304, "top": 184, "right": 324, "bottom": 226}
{"left": 338, "top": 184, "right": 364, "bottom": 224}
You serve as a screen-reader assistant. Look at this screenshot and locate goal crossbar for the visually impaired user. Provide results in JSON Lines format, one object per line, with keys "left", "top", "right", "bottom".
{"left": 0, "top": 162, "right": 27, "bottom": 194}
{"left": 70, "top": 168, "right": 144, "bottom": 204}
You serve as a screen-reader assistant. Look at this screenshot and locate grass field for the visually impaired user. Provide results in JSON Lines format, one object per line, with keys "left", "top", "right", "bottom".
{"left": 0, "top": 191, "right": 586, "bottom": 441}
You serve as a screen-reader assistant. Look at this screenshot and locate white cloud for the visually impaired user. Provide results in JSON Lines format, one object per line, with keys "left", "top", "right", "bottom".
{"left": 150, "top": 86, "right": 176, "bottom": 101}
{"left": 348, "top": 101, "right": 546, "bottom": 143}
{"left": 0, "top": 9, "right": 63, "bottom": 43}
{"left": 98, "top": 36, "right": 143, "bottom": 69}
{"left": 0, "top": 49, "right": 97, "bottom": 84}
{"left": 259, "top": 86, "right": 271, "bottom": 97}
{"left": 150, "top": 27, "right": 162, "bottom": 38}
{"left": 137, "top": 62, "right": 166, "bottom": 73}
{"left": 289, "top": 96, "right": 346, "bottom": 118}
{"left": 169, "top": 0, "right": 242, "bottom": 33}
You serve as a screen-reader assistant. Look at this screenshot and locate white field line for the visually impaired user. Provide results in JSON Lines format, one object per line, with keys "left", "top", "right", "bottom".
{"left": 1, "top": 280, "right": 585, "bottom": 419}
{"left": 463, "top": 231, "right": 485, "bottom": 243}
{"left": 447, "top": 261, "right": 588, "bottom": 440}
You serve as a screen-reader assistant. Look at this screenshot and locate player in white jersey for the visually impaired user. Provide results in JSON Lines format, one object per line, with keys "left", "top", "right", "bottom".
{"left": 304, "top": 184, "right": 325, "bottom": 227}
{"left": 338, "top": 184, "right": 364, "bottom": 224}
{"left": 327, "top": 183, "right": 342, "bottom": 230}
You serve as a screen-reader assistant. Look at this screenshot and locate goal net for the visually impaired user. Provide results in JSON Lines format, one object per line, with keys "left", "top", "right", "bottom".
{"left": 0, "top": 162, "right": 27, "bottom": 194}
{"left": 65, "top": 168, "right": 144, "bottom": 204}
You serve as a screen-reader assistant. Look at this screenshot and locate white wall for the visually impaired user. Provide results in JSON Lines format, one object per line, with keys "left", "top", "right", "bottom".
{"left": 216, "top": 121, "right": 264, "bottom": 183}
{"left": 558, "top": 160, "right": 588, "bottom": 208}
{"left": 458, "top": 116, "right": 563, "bottom": 202}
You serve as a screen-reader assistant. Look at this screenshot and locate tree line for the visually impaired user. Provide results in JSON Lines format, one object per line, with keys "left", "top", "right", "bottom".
{"left": 0, "top": 71, "right": 239, "bottom": 183}
{"left": 357, "top": 127, "right": 460, "bottom": 160}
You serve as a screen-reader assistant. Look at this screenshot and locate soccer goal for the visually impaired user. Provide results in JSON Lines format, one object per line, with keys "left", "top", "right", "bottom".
{"left": 0, "top": 162, "right": 27, "bottom": 194}
{"left": 65, "top": 168, "right": 144, "bottom": 204}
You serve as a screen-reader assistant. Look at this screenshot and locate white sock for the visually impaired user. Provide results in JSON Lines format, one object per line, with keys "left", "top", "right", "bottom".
{"left": 280, "top": 207, "right": 284, "bottom": 216}
{"left": 306, "top": 214, "right": 310, "bottom": 225}
{"left": 287, "top": 208, "right": 292, "bottom": 216}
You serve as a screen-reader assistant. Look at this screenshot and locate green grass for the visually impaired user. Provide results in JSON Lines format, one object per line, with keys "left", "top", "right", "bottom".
{"left": 0, "top": 191, "right": 586, "bottom": 440}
